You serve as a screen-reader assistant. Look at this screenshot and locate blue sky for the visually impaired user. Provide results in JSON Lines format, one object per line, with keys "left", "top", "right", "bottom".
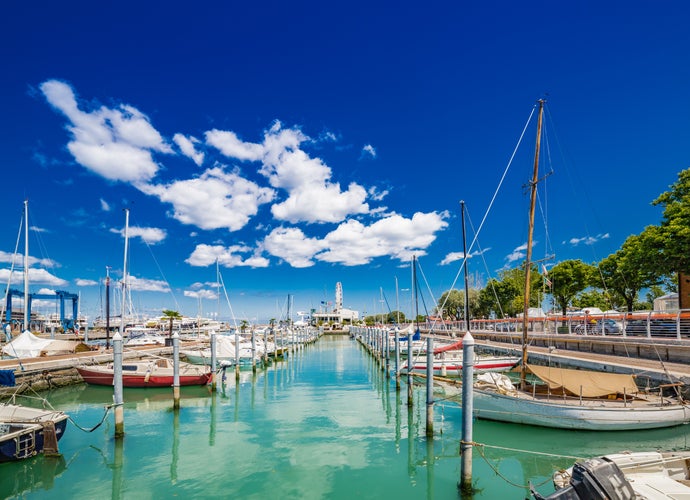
{"left": 1, "top": 1, "right": 689, "bottom": 324}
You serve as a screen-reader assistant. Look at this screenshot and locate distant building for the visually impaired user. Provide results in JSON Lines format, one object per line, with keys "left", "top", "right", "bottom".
{"left": 654, "top": 293, "right": 679, "bottom": 312}
{"left": 312, "top": 282, "right": 360, "bottom": 326}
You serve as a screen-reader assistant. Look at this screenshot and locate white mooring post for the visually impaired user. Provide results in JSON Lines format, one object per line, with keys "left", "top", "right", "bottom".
{"left": 113, "top": 332, "right": 124, "bottom": 438}
{"left": 426, "top": 334, "right": 434, "bottom": 437}
{"left": 459, "top": 331, "right": 475, "bottom": 494}
{"left": 210, "top": 331, "right": 217, "bottom": 392}
{"left": 173, "top": 332, "right": 181, "bottom": 410}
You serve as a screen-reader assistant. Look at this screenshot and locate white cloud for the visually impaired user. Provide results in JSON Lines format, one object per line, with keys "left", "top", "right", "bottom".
{"left": 361, "top": 144, "right": 376, "bottom": 158}
{"left": 207, "top": 121, "right": 370, "bottom": 224}
{"left": 440, "top": 252, "right": 466, "bottom": 266}
{"left": 40, "top": 79, "right": 171, "bottom": 184}
{"left": 567, "top": 233, "right": 610, "bottom": 246}
{"left": 205, "top": 130, "right": 263, "bottom": 161}
{"left": 0, "top": 268, "right": 68, "bottom": 287}
{"left": 126, "top": 275, "right": 170, "bottom": 293}
{"left": 0, "top": 251, "right": 58, "bottom": 268}
{"left": 263, "top": 228, "right": 326, "bottom": 268}
{"left": 260, "top": 211, "right": 448, "bottom": 268}
{"left": 173, "top": 133, "right": 204, "bottom": 166}
{"left": 505, "top": 242, "right": 534, "bottom": 263}
{"left": 75, "top": 278, "right": 98, "bottom": 286}
{"left": 368, "top": 186, "right": 388, "bottom": 202}
{"left": 185, "top": 244, "right": 270, "bottom": 268}
{"left": 100, "top": 198, "right": 111, "bottom": 211}
{"left": 110, "top": 225, "right": 167, "bottom": 244}
{"left": 184, "top": 289, "right": 218, "bottom": 300}
{"left": 316, "top": 212, "right": 449, "bottom": 266}
{"left": 141, "top": 166, "right": 275, "bottom": 231}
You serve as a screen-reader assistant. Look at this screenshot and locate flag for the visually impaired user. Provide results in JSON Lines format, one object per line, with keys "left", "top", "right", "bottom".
{"left": 545, "top": 277, "right": 552, "bottom": 288}
{"left": 541, "top": 264, "right": 549, "bottom": 276}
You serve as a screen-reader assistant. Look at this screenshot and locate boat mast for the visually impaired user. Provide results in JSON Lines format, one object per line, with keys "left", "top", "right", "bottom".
{"left": 461, "top": 201, "right": 470, "bottom": 333}
{"left": 520, "top": 99, "right": 545, "bottom": 389}
{"left": 119, "top": 208, "right": 130, "bottom": 337}
{"left": 23, "top": 199, "right": 29, "bottom": 332}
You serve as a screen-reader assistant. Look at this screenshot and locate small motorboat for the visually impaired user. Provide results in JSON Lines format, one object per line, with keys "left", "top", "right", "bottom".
{"left": 0, "top": 404, "right": 68, "bottom": 462}
{"left": 77, "top": 358, "right": 212, "bottom": 387}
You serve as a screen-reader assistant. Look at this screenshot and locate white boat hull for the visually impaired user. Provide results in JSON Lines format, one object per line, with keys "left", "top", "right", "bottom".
{"left": 472, "top": 387, "right": 690, "bottom": 430}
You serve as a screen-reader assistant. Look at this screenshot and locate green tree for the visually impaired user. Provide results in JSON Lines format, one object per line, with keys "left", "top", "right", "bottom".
{"left": 240, "top": 319, "right": 249, "bottom": 333}
{"left": 437, "top": 289, "right": 464, "bottom": 320}
{"left": 549, "top": 260, "right": 595, "bottom": 316}
{"left": 651, "top": 168, "right": 690, "bottom": 275}
{"left": 596, "top": 231, "right": 660, "bottom": 312}
{"left": 161, "top": 309, "right": 182, "bottom": 339}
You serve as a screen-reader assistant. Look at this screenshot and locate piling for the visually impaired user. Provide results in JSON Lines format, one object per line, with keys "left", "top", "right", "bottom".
{"left": 459, "top": 331, "right": 475, "bottom": 494}
{"left": 210, "top": 331, "right": 217, "bottom": 392}
{"left": 235, "top": 333, "right": 240, "bottom": 381}
{"left": 394, "top": 326, "right": 400, "bottom": 390}
{"left": 426, "top": 335, "right": 434, "bottom": 437}
{"left": 407, "top": 329, "right": 413, "bottom": 407}
{"left": 113, "top": 332, "right": 124, "bottom": 438}
{"left": 251, "top": 329, "right": 257, "bottom": 374}
{"left": 172, "top": 332, "right": 180, "bottom": 410}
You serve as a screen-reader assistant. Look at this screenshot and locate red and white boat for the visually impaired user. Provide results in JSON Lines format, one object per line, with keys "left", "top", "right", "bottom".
{"left": 77, "top": 358, "right": 212, "bottom": 387}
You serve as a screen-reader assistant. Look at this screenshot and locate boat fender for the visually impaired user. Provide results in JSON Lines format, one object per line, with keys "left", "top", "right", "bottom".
{"left": 144, "top": 367, "right": 151, "bottom": 383}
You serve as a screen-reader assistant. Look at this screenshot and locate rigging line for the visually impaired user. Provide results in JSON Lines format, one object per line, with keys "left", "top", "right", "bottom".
{"left": 438, "top": 105, "right": 538, "bottom": 320}
{"left": 217, "top": 269, "right": 239, "bottom": 329}
{"left": 129, "top": 213, "right": 180, "bottom": 312}
{"left": 1, "top": 212, "right": 24, "bottom": 321}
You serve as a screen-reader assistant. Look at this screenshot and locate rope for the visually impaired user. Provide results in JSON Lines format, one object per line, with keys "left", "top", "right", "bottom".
{"left": 463, "top": 440, "right": 582, "bottom": 490}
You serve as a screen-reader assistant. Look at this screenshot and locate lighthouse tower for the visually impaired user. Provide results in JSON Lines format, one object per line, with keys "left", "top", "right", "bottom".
{"left": 335, "top": 282, "right": 343, "bottom": 312}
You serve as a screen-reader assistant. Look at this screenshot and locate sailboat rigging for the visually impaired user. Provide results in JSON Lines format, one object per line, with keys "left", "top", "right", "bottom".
{"left": 469, "top": 100, "right": 690, "bottom": 430}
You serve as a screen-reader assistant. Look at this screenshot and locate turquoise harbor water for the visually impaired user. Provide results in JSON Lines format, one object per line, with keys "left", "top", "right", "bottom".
{"left": 2, "top": 336, "right": 689, "bottom": 499}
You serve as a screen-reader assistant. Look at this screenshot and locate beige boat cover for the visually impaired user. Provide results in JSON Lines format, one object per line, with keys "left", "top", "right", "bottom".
{"left": 527, "top": 364, "right": 638, "bottom": 398}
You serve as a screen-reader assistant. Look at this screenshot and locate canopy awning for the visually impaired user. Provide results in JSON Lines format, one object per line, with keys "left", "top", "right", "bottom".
{"left": 527, "top": 364, "right": 638, "bottom": 398}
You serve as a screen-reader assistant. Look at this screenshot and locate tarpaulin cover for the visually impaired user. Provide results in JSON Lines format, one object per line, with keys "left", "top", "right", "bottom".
{"left": 527, "top": 364, "right": 638, "bottom": 398}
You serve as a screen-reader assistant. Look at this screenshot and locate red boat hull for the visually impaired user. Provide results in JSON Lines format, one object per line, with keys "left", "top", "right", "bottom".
{"left": 77, "top": 366, "right": 212, "bottom": 387}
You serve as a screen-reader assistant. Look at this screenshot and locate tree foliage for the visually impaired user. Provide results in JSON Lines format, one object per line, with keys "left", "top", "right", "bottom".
{"left": 549, "top": 260, "right": 595, "bottom": 316}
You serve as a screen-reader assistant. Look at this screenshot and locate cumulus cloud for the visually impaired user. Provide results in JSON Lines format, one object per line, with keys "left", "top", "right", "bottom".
{"left": 261, "top": 211, "right": 448, "bottom": 267}
{"left": 0, "top": 251, "right": 58, "bottom": 268}
{"left": 141, "top": 166, "right": 275, "bottom": 231}
{"left": 110, "top": 225, "right": 167, "bottom": 244}
{"left": 316, "top": 212, "right": 449, "bottom": 266}
{"left": 567, "top": 233, "right": 610, "bottom": 246}
{"left": 40, "top": 80, "right": 171, "bottom": 184}
{"left": 440, "top": 248, "right": 487, "bottom": 266}
{"left": 184, "top": 289, "right": 218, "bottom": 300}
{"left": 126, "top": 275, "right": 170, "bottom": 293}
{"left": 173, "top": 133, "right": 205, "bottom": 166}
{"left": 0, "top": 268, "right": 68, "bottom": 287}
{"left": 207, "top": 121, "right": 370, "bottom": 224}
{"left": 185, "top": 244, "right": 270, "bottom": 268}
{"left": 263, "top": 227, "right": 326, "bottom": 268}
{"left": 100, "top": 198, "right": 111, "bottom": 211}
{"left": 75, "top": 278, "right": 98, "bottom": 286}
{"left": 505, "top": 242, "right": 535, "bottom": 264}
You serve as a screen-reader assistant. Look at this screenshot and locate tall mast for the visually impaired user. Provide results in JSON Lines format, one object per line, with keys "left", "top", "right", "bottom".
{"left": 521, "top": 99, "right": 545, "bottom": 388}
{"left": 23, "top": 200, "right": 29, "bottom": 332}
{"left": 461, "top": 201, "right": 470, "bottom": 332}
{"left": 119, "top": 208, "right": 130, "bottom": 337}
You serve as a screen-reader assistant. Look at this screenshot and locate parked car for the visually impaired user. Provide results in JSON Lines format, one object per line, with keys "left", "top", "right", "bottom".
{"left": 574, "top": 319, "right": 621, "bottom": 335}
{"left": 624, "top": 319, "right": 677, "bottom": 337}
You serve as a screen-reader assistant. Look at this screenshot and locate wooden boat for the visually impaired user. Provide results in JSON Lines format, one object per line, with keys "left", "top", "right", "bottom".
{"left": 77, "top": 358, "right": 212, "bottom": 387}
{"left": 471, "top": 100, "right": 690, "bottom": 431}
{"left": 0, "top": 404, "right": 68, "bottom": 462}
{"left": 536, "top": 450, "right": 690, "bottom": 499}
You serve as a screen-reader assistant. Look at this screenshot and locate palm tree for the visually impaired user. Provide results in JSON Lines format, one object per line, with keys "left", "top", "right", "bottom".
{"left": 240, "top": 319, "right": 248, "bottom": 333}
{"left": 162, "top": 309, "right": 182, "bottom": 338}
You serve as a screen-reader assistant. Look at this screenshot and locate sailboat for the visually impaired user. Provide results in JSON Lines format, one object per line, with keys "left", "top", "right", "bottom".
{"left": 470, "top": 100, "right": 690, "bottom": 430}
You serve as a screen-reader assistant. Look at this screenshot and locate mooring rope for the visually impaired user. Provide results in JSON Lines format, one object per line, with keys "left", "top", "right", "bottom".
{"left": 462, "top": 440, "right": 582, "bottom": 490}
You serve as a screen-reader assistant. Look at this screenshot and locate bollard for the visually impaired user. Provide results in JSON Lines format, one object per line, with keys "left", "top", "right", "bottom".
{"left": 394, "top": 326, "right": 400, "bottom": 390}
{"left": 172, "top": 332, "right": 180, "bottom": 410}
{"left": 210, "top": 331, "right": 217, "bottom": 392}
{"left": 113, "top": 332, "right": 124, "bottom": 438}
